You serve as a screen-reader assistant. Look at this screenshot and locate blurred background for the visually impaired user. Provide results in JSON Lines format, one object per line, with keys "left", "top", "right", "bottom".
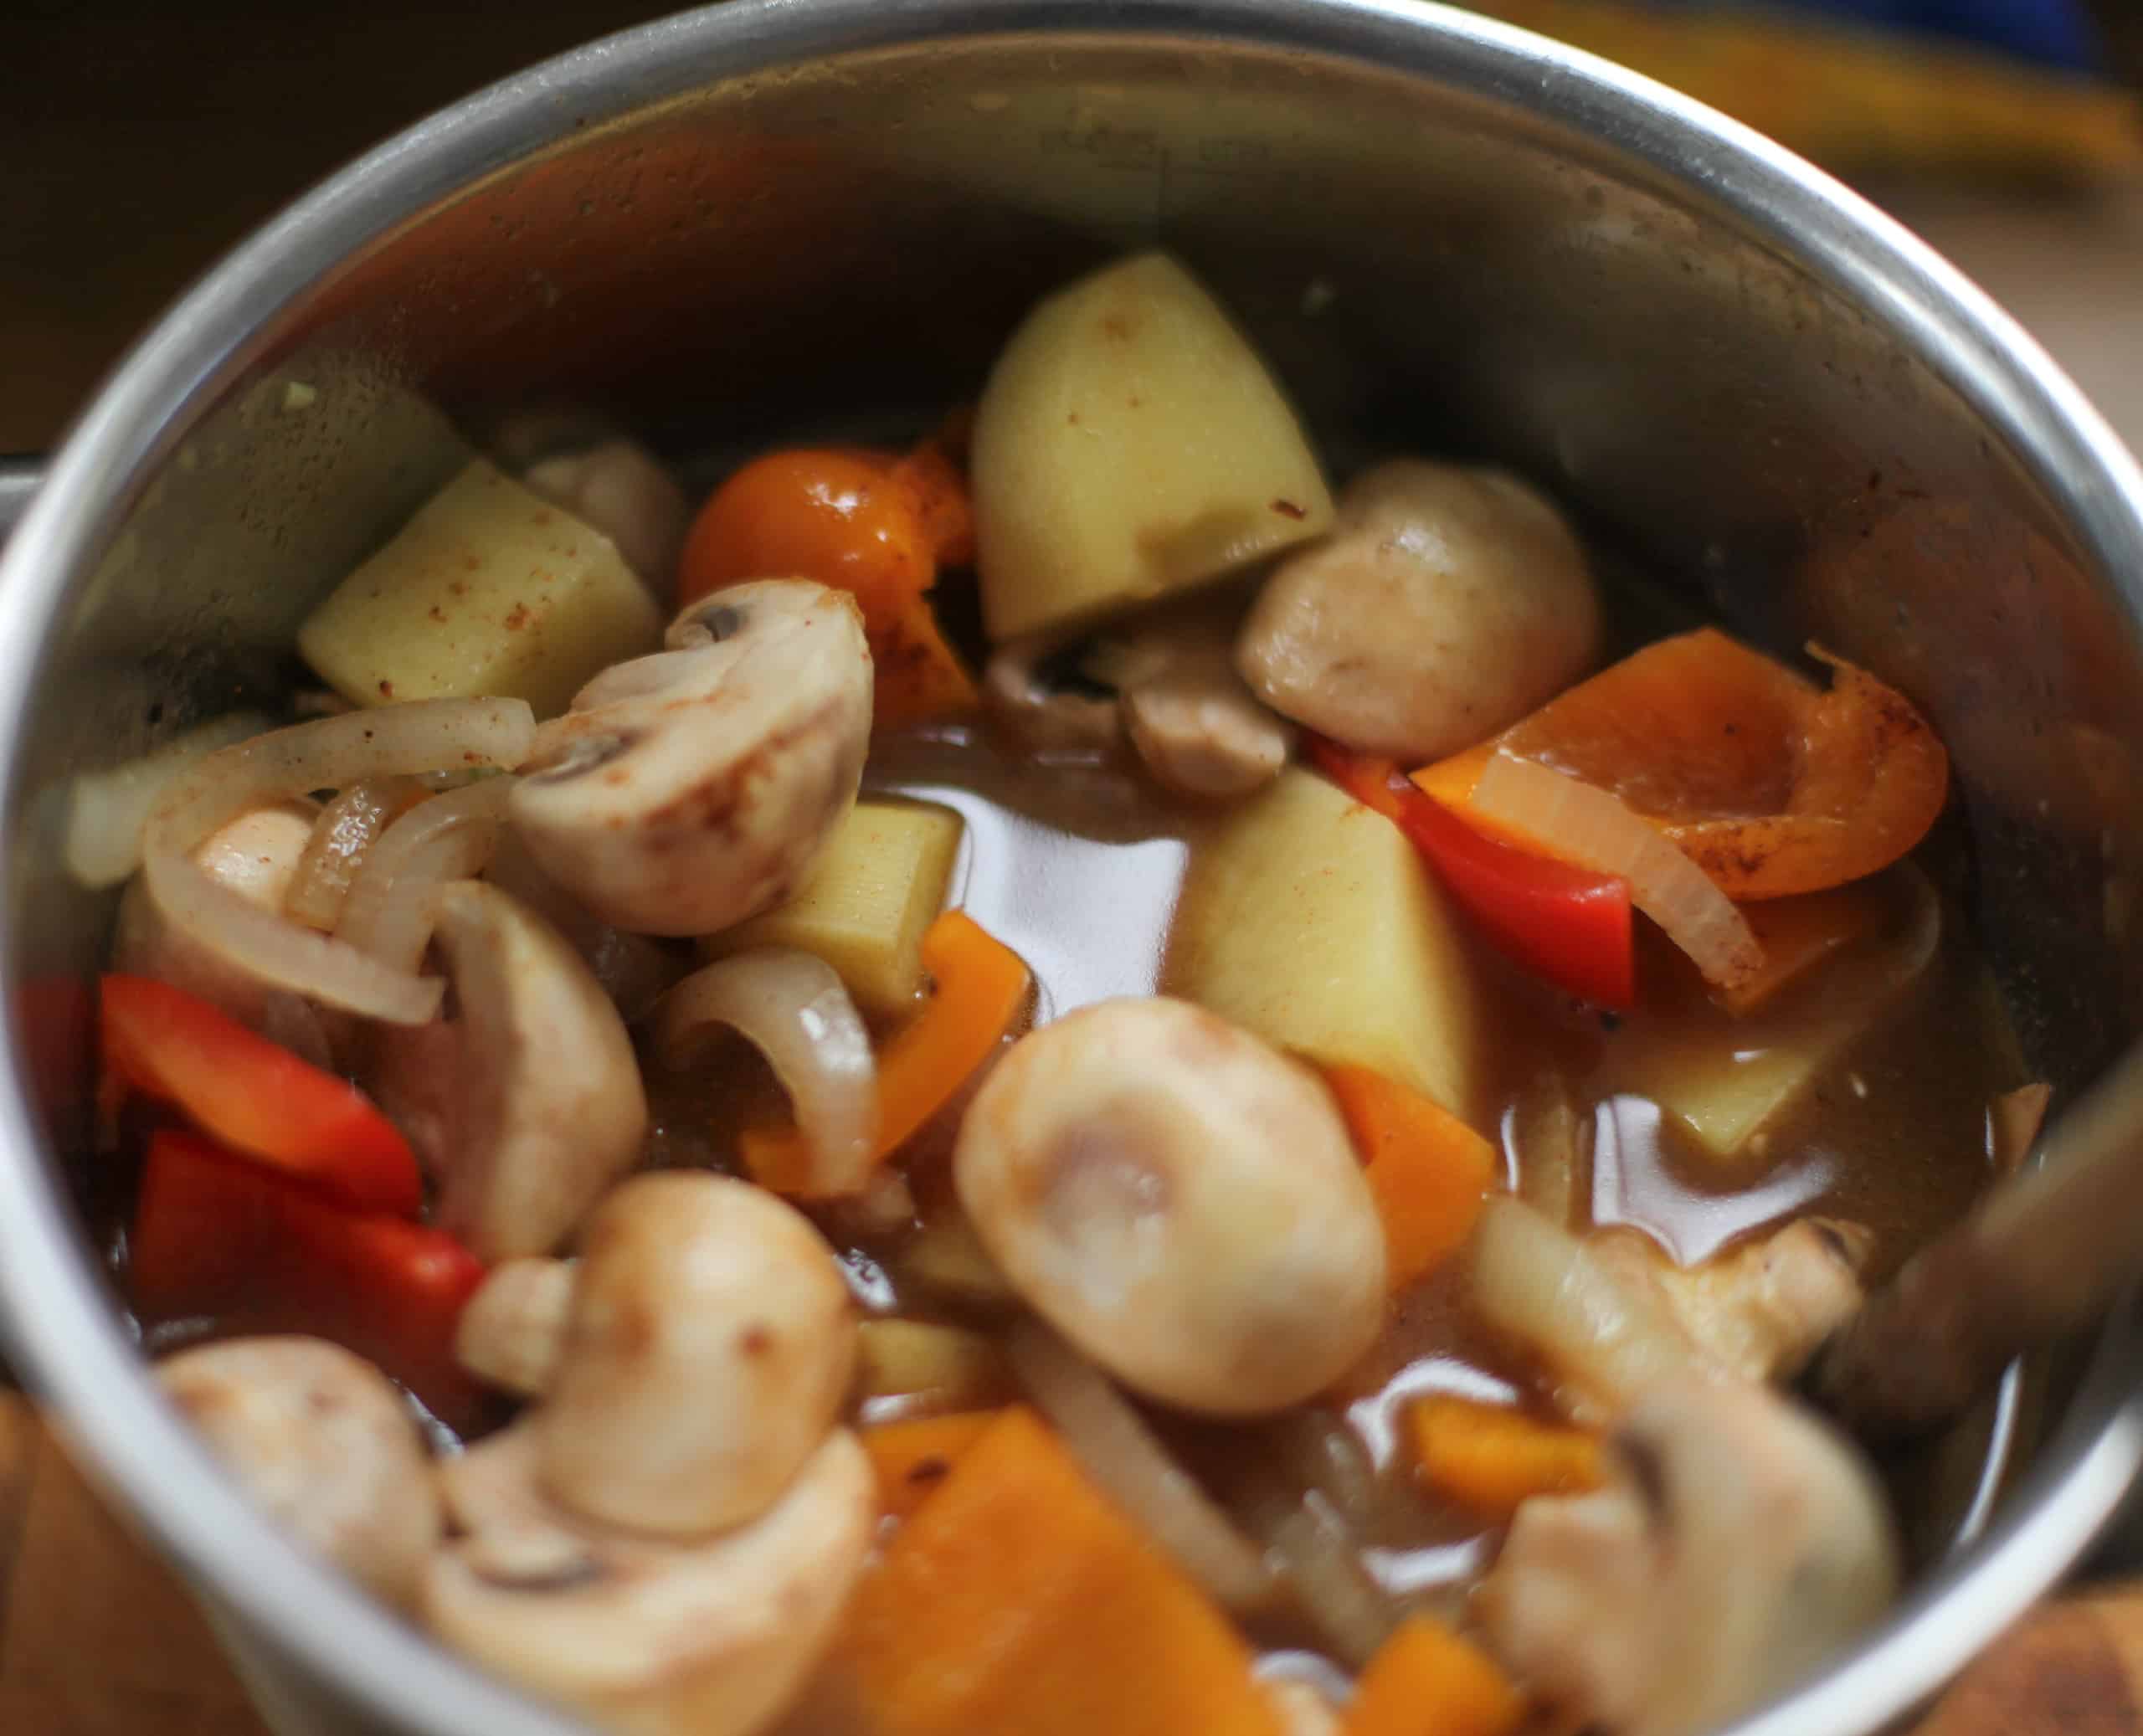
{"left": 3, "top": 0, "right": 2139, "bottom": 454}
{"left": 0, "top": 1, "right": 2137, "bottom": 1730}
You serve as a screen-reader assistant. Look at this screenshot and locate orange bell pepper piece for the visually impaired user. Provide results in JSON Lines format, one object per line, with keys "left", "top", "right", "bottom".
{"left": 1320, "top": 1063, "right": 1498, "bottom": 1292}
{"left": 1405, "top": 1394, "right": 1605, "bottom": 1517}
{"left": 826, "top": 1406, "right": 1282, "bottom": 1736}
{"left": 741, "top": 909, "right": 1030, "bottom": 1196}
{"left": 1416, "top": 629, "right": 1947, "bottom": 900}
{"left": 1344, "top": 1615, "right": 1525, "bottom": 1736}
{"left": 861, "top": 1410, "right": 1005, "bottom": 1523}
{"left": 677, "top": 442, "right": 981, "bottom": 726}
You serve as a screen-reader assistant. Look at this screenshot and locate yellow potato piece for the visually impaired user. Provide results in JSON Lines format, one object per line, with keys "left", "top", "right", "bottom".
{"left": 972, "top": 251, "right": 1334, "bottom": 640}
{"left": 297, "top": 460, "right": 661, "bottom": 719}
{"left": 1166, "top": 768, "right": 1487, "bottom": 1122}
{"left": 856, "top": 1319, "right": 1013, "bottom": 1414}
{"left": 700, "top": 800, "right": 962, "bottom": 1019}
{"left": 1606, "top": 867, "right": 1940, "bottom": 1164}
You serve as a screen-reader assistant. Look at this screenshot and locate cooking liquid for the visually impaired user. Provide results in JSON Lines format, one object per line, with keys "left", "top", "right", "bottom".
{"left": 650, "top": 713, "right": 2022, "bottom": 1664}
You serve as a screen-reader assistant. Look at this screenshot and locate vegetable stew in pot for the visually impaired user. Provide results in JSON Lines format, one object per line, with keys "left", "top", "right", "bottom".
{"left": 83, "top": 250, "right": 2033, "bottom": 1736}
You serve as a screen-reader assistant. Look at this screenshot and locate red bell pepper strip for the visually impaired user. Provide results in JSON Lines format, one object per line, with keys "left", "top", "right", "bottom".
{"left": 1308, "top": 737, "right": 1636, "bottom": 1010}
{"left": 131, "top": 1129, "right": 487, "bottom": 1428}
{"left": 100, "top": 974, "right": 420, "bottom": 1215}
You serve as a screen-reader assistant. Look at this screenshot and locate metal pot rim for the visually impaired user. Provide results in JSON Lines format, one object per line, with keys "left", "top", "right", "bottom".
{"left": 4, "top": 4, "right": 2143, "bottom": 1733}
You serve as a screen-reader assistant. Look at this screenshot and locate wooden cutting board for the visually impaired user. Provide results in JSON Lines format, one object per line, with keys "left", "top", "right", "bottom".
{"left": 3, "top": 1381, "right": 2141, "bottom": 1736}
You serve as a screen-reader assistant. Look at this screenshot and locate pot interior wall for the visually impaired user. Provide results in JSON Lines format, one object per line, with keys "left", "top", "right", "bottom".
{"left": 8, "top": 17, "right": 2141, "bottom": 1559}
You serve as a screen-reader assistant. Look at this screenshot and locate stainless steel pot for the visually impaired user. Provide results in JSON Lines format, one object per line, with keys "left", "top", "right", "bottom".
{"left": 5, "top": 3, "right": 2143, "bottom": 1733}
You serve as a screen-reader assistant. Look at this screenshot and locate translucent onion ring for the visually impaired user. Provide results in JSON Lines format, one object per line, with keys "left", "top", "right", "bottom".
{"left": 141, "top": 699, "right": 535, "bottom": 1025}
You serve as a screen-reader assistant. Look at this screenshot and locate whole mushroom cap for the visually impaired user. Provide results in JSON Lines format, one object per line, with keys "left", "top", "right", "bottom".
{"left": 158, "top": 1335, "right": 440, "bottom": 1609}
{"left": 537, "top": 1172, "right": 857, "bottom": 1538}
{"left": 954, "top": 996, "right": 1385, "bottom": 1415}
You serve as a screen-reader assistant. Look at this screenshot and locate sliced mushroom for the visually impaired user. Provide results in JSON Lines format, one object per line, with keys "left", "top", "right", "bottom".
{"left": 1590, "top": 1219, "right": 1875, "bottom": 1385}
{"left": 367, "top": 881, "right": 646, "bottom": 1261}
{"left": 158, "top": 1336, "right": 439, "bottom": 1609}
{"left": 1109, "top": 603, "right": 1293, "bottom": 800}
{"left": 954, "top": 996, "right": 1385, "bottom": 1415}
{"left": 523, "top": 439, "right": 691, "bottom": 594}
{"left": 457, "top": 1257, "right": 574, "bottom": 1398}
{"left": 537, "top": 1172, "right": 857, "bottom": 1537}
{"left": 426, "top": 1423, "right": 872, "bottom": 1736}
{"left": 111, "top": 799, "right": 334, "bottom": 1066}
{"left": 509, "top": 580, "right": 872, "bottom": 937}
{"left": 981, "top": 630, "right": 1124, "bottom": 754}
{"left": 1480, "top": 1374, "right": 1900, "bottom": 1736}
{"left": 1237, "top": 459, "right": 1601, "bottom": 762}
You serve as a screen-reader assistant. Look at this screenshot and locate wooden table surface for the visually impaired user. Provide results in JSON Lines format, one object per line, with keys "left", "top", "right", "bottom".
{"left": 6, "top": 7, "right": 2143, "bottom": 1733}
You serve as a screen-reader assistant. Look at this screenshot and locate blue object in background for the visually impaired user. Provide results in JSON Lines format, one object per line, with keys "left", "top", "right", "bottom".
{"left": 1663, "top": 1, "right": 2105, "bottom": 73}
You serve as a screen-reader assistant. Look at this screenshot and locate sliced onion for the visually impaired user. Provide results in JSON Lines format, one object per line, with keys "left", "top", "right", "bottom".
{"left": 1005, "top": 1319, "right": 1275, "bottom": 1614}
{"left": 337, "top": 778, "right": 516, "bottom": 973}
{"left": 1264, "top": 1498, "right": 1406, "bottom": 1670}
{"left": 1472, "top": 750, "right": 1764, "bottom": 993}
{"left": 285, "top": 777, "right": 426, "bottom": 932}
{"left": 1470, "top": 1196, "right": 1701, "bottom": 1423}
{"left": 141, "top": 699, "right": 536, "bottom": 1025}
{"left": 62, "top": 711, "right": 270, "bottom": 891}
{"left": 652, "top": 949, "right": 876, "bottom": 1194}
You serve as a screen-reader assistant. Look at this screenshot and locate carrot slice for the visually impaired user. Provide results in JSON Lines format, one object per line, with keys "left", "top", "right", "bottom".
{"left": 741, "top": 909, "right": 1030, "bottom": 1195}
{"left": 1415, "top": 629, "right": 1948, "bottom": 900}
{"left": 861, "top": 1410, "right": 1004, "bottom": 1523}
{"left": 1321, "top": 1064, "right": 1498, "bottom": 1292}
{"left": 1344, "top": 1615, "right": 1525, "bottom": 1736}
{"left": 826, "top": 1406, "right": 1282, "bottom": 1736}
{"left": 1405, "top": 1394, "right": 1604, "bottom": 1517}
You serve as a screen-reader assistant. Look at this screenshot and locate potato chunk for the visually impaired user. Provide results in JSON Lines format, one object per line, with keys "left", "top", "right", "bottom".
{"left": 1605, "top": 867, "right": 1940, "bottom": 1164}
{"left": 971, "top": 252, "right": 1334, "bottom": 641}
{"left": 297, "top": 460, "right": 661, "bottom": 718}
{"left": 699, "top": 800, "right": 962, "bottom": 1018}
{"left": 1166, "top": 768, "right": 1486, "bottom": 1120}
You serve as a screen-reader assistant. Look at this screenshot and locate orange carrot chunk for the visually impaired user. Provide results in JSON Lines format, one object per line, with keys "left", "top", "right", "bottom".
{"left": 861, "top": 1410, "right": 1004, "bottom": 1524}
{"left": 1414, "top": 628, "right": 1948, "bottom": 901}
{"left": 1405, "top": 1394, "right": 1605, "bottom": 1518}
{"left": 741, "top": 909, "right": 1030, "bottom": 1196}
{"left": 1321, "top": 1064, "right": 1498, "bottom": 1292}
{"left": 1344, "top": 1615, "right": 1526, "bottom": 1736}
{"left": 828, "top": 1406, "right": 1282, "bottom": 1736}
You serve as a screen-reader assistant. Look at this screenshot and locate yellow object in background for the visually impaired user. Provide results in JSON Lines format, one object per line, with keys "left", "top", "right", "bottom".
{"left": 1457, "top": 1, "right": 2142, "bottom": 181}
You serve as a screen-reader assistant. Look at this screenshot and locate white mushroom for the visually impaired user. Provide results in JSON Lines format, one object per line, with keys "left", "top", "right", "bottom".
{"left": 481, "top": 829, "right": 686, "bottom": 1022}
{"left": 425, "top": 1423, "right": 872, "bottom": 1736}
{"left": 111, "top": 799, "right": 334, "bottom": 1066}
{"left": 523, "top": 439, "right": 692, "bottom": 594}
{"left": 509, "top": 580, "right": 872, "bottom": 937}
{"left": 1237, "top": 459, "right": 1601, "bottom": 761}
{"left": 1108, "top": 604, "right": 1293, "bottom": 800}
{"left": 1590, "top": 1218, "right": 1875, "bottom": 1385}
{"left": 457, "top": 1257, "right": 574, "bottom": 1398}
{"left": 980, "top": 630, "right": 1124, "bottom": 754}
{"left": 367, "top": 881, "right": 647, "bottom": 1261}
{"left": 537, "top": 1172, "right": 857, "bottom": 1537}
{"left": 1481, "top": 1374, "right": 1900, "bottom": 1736}
{"left": 954, "top": 996, "right": 1385, "bottom": 1415}
{"left": 158, "top": 1336, "right": 439, "bottom": 1609}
